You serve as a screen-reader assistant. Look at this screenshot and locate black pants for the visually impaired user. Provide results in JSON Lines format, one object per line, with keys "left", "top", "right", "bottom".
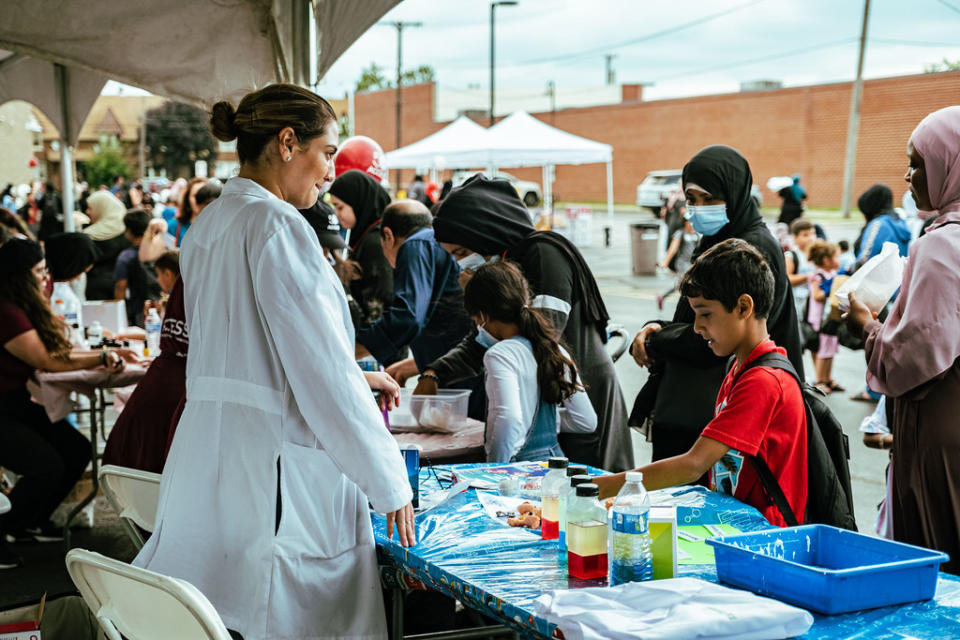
{"left": 0, "top": 388, "right": 90, "bottom": 535}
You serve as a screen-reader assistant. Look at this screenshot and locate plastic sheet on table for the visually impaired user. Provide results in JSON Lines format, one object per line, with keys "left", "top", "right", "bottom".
{"left": 372, "top": 464, "right": 960, "bottom": 639}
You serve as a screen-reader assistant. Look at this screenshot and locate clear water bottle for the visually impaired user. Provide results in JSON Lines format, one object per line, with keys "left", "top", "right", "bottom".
{"left": 87, "top": 320, "right": 103, "bottom": 347}
{"left": 145, "top": 308, "right": 162, "bottom": 356}
{"left": 53, "top": 281, "right": 82, "bottom": 331}
{"left": 540, "top": 456, "right": 568, "bottom": 540}
{"left": 558, "top": 469, "right": 590, "bottom": 551}
{"left": 51, "top": 297, "right": 66, "bottom": 322}
{"left": 609, "top": 471, "right": 653, "bottom": 585}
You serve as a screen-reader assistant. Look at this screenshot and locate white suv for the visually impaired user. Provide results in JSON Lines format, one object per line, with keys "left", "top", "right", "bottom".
{"left": 636, "top": 170, "right": 764, "bottom": 213}
{"left": 452, "top": 170, "right": 542, "bottom": 207}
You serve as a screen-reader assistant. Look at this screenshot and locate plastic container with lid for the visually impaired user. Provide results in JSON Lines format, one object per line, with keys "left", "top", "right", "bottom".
{"left": 566, "top": 483, "right": 608, "bottom": 579}
{"left": 540, "top": 457, "right": 568, "bottom": 540}
{"left": 409, "top": 389, "right": 472, "bottom": 433}
{"left": 559, "top": 471, "right": 592, "bottom": 551}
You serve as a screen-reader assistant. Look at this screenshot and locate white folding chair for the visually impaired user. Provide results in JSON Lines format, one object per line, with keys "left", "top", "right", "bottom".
{"left": 98, "top": 465, "right": 161, "bottom": 549}
{"left": 66, "top": 549, "right": 232, "bottom": 640}
{"left": 0, "top": 493, "right": 10, "bottom": 515}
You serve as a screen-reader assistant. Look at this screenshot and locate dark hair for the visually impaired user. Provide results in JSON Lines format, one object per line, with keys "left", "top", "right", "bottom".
{"left": 680, "top": 238, "right": 775, "bottom": 318}
{"left": 808, "top": 240, "right": 838, "bottom": 268}
{"left": 0, "top": 239, "right": 71, "bottom": 358}
{"left": 857, "top": 183, "right": 894, "bottom": 220}
{"left": 210, "top": 83, "right": 337, "bottom": 165}
{"left": 194, "top": 182, "right": 222, "bottom": 207}
{"left": 838, "top": 239, "right": 850, "bottom": 252}
{"left": 123, "top": 208, "right": 151, "bottom": 237}
{"left": 789, "top": 218, "right": 814, "bottom": 235}
{"left": 177, "top": 177, "right": 207, "bottom": 225}
{"left": 464, "top": 261, "right": 583, "bottom": 404}
{"left": 0, "top": 207, "right": 34, "bottom": 240}
{"left": 154, "top": 250, "right": 180, "bottom": 276}
{"left": 382, "top": 201, "right": 432, "bottom": 239}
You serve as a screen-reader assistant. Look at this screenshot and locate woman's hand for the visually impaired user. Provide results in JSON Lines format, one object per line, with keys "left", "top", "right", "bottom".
{"left": 842, "top": 292, "right": 878, "bottom": 340}
{"left": 413, "top": 371, "right": 439, "bottom": 396}
{"left": 364, "top": 371, "right": 401, "bottom": 410}
{"left": 101, "top": 349, "right": 126, "bottom": 371}
{"left": 113, "top": 348, "right": 142, "bottom": 365}
{"left": 332, "top": 252, "right": 362, "bottom": 286}
{"left": 630, "top": 323, "right": 662, "bottom": 368}
{"left": 386, "top": 502, "right": 416, "bottom": 547}
{"left": 385, "top": 357, "right": 419, "bottom": 387}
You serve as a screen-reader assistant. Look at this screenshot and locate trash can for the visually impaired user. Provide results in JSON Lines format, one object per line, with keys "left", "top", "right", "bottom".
{"left": 631, "top": 223, "right": 660, "bottom": 276}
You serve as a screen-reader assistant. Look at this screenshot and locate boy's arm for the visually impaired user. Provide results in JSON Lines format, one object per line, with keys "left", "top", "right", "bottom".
{"left": 595, "top": 436, "right": 729, "bottom": 499}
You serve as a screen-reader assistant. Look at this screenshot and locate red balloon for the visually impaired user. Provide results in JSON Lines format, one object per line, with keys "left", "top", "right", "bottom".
{"left": 28, "top": 156, "right": 38, "bottom": 168}
{"left": 333, "top": 136, "right": 387, "bottom": 182}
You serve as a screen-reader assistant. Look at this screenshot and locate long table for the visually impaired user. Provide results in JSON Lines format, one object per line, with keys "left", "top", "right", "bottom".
{"left": 372, "top": 463, "right": 960, "bottom": 640}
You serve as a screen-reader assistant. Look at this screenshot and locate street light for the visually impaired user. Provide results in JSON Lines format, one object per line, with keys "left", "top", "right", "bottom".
{"left": 489, "top": 1, "right": 518, "bottom": 127}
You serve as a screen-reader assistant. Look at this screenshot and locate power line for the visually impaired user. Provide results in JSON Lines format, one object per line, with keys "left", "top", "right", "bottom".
{"left": 514, "top": 0, "right": 768, "bottom": 65}
{"left": 651, "top": 37, "right": 858, "bottom": 82}
{"left": 935, "top": 0, "right": 960, "bottom": 14}
{"left": 871, "top": 37, "right": 960, "bottom": 48}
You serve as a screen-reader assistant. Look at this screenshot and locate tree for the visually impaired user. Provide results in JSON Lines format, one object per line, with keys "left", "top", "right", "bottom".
{"left": 145, "top": 101, "right": 217, "bottom": 178}
{"left": 82, "top": 136, "right": 131, "bottom": 188}
{"left": 924, "top": 58, "right": 960, "bottom": 73}
{"left": 355, "top": 62, "right": 436, "bottom": 92}
{"left": 356, "top": 62, "right": 392, "bottom": 92}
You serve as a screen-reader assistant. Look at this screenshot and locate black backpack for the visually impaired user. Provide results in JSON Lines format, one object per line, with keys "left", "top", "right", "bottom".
{"left": 732, "top": 352, "right": 858, "bottom": 530}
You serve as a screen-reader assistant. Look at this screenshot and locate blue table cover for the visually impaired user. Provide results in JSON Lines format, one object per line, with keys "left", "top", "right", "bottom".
{"left": 372, "top": 463, "right": 960, "bottom": 639}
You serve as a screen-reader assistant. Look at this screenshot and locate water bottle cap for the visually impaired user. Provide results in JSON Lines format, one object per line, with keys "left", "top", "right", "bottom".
{"left": 566, "top": 465, "right": 588, "bottom": 477}
{"left": 625, "top": 471, "right": 644, "bottom": 484}
{"left": 548, "top": 457, "right": 568, "bottom": 469}
{"left": 576, "top": 483, "right": 599, "bottom": 497}
{"left": 570, "top": 474, "right": 592, "bottom": 487}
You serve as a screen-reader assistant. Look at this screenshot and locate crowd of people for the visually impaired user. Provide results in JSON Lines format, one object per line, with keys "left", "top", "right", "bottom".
{"left": 0, "top": 82, "right": 957, "bottom": 639}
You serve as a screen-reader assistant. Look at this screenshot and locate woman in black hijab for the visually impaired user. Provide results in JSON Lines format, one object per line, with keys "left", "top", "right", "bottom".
{"left": 328, "top": 170, "right": 394, "bottom": 328}
{"left": 415, "top": 174, "right": 634, "bottom": 472}
{"left": 43, "top": 233, "right": 101, "bottom": 284}
{"left": 630, "top": 145, "right": 804, "bottom": 462}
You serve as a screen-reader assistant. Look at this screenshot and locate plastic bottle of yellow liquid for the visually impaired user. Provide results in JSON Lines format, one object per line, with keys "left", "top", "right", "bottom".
{"left": 566, "top": 483, "right": 608, "bottom": 579}
{"left": 540, "top": 456, "right": 568, "bottom": 540}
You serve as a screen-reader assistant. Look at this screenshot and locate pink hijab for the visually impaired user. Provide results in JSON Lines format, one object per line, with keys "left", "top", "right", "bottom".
{"left": 866, "top": 106, "right": 960, "bottom": 397}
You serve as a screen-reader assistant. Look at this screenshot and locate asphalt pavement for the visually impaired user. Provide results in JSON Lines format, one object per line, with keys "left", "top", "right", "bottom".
{"left": 570, "top": 207, "right": 887, "bottom": 533}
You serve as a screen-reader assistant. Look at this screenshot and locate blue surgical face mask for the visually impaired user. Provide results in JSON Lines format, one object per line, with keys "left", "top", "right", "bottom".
{"left": 685, "top": 204, "right": 729, "bottom": 236}
{"left": 475, "top": 324, "right": 500, "bottom": 349}
{"left": 457, "top": 253, "right": 486, "bottom": 272}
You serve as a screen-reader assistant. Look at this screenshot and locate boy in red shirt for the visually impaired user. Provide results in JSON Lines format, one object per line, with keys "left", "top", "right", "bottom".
{"left": 597, "top": 239, "right": 807, "bottom": 526}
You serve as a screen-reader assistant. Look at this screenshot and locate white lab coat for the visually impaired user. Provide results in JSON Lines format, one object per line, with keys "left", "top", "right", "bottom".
{"left": 135, "top": 178, "right": 412, "bottom": 640}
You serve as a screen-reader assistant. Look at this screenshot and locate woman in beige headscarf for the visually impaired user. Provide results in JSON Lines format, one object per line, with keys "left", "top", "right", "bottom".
{"left": 82, "top": 191, "right": 131, "bottom": 300}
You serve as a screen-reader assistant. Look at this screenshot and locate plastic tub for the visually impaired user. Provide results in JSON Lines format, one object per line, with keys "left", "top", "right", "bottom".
{"left": 406, "top": 389, "right": 472, "bottom": 433}
{"left": 706, "top": 525, "right": 949, "bottom": 614}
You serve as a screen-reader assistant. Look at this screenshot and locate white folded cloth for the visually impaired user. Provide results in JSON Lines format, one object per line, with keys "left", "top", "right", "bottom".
{"left": 532, "top": 578, "right": 813, "bottom": 640}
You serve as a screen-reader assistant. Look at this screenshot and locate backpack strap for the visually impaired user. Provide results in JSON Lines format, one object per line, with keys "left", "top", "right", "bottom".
{"left": 730, "top": 351, "right": 805, "bottom": 527}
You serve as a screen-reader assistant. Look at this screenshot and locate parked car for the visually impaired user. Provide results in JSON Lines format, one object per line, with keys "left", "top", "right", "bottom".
{"left": 452, "top": 170, "right": 542, "bottom": 207}
{"left": 636, "top": 169, "right": 763, "bottom": 213}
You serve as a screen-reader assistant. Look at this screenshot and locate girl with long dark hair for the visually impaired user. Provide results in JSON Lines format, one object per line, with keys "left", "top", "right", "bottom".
{"left": 0, "top": 238, "right": 131, "bottom": 569}
{"left": 464, "top": 261, "right": 596, "bottom": 462}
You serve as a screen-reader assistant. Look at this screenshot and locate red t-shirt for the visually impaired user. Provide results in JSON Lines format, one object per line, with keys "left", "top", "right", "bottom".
{"left": 701, "top": 340, "right": 808, "bottom": 527}
{"left": 0, "top": 301, "right": 37, "bottom": 393}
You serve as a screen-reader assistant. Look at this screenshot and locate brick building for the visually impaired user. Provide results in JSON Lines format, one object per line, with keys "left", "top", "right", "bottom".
{"left": 353, "top": 71, "right": 960, "bottom": 208}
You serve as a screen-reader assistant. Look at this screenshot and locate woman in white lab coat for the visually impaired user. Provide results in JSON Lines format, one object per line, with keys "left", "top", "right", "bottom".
{"left": 135, "top": 84, "right": 415, "bottom": 640}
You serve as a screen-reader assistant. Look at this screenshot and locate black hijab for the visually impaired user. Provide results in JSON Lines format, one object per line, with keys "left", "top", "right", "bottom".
{"left": 682, "top": 145, "right": 765, "bottom": 256}
{"left": 44, "top": 232, "right": 102, "bottom": 281}
{"left": 857, "top": 183, "right": 893, "bottom": 222}
{"left": 0, "top": 237, "right": 44, "bottom": 277}
{"left": 328, "top": 170, "right": 391, "bottom": 250}
{"left": 433, "top": 174, "right": 534, "bottom": 255}
{"left": 434, "top": 174, "right": 610, "bottom": 337}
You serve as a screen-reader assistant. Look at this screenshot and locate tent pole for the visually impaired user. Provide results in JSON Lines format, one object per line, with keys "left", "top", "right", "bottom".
{"left": 605, "top": 160, "right": 614, "bottom": 219}
{"left": 55, "top": 63, "right": 75, "bottom": 232}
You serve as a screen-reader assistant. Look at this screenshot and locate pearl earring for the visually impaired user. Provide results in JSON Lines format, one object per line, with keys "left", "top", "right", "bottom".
{"left": 285, "top": 156, "right": 292, "bottom": 162}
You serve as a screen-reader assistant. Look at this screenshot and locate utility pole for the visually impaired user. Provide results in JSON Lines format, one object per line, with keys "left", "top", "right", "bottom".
{"left": 139, "top": 116, "right": 147, "bottom": 179}
{"left": 545, "top": 80, "right": 556, "bottom": 115}
{"left": 490, "top": 1, "right": 519, "bottom": 127}
{"left": 380, "top": 20, "right": 422, "bottom": 192}
{"left": 841, "top": 0, "right": 871, "bottom": 218}
{"left": 604, "top": 54, "right": 618, "bottom": 86}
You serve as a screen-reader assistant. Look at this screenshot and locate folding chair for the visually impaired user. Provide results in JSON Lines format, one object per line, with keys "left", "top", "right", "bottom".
{"left": 66, "top": 548, "right": 232, "bottom": 640}
{"left": 98, "top": 465, "right": 161, "bottom": 549}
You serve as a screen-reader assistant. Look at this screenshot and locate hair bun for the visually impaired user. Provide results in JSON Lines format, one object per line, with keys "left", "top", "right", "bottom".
{"left": 210, "top": 101, "right": 238, "bottom": 142}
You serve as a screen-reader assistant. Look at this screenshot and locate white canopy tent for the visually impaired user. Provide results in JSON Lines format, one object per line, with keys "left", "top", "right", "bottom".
{"left": 383, "top": 116, "right": 493, "bottom": 171}
{"left": 0, "top": 0, "right": 401, "bottom": 229}
{"left": 486, "top": 111, "right": 614, "bottom": 217}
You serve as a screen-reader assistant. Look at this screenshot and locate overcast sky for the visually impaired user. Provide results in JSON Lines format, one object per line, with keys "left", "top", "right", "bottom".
{"left": 312, "top": 0, "right": 960, "bottom": 101}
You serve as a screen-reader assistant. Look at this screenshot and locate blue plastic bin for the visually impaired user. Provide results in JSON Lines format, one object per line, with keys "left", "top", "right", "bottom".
{"left": 705, "top": 525, "right": 949, "bottom": 614}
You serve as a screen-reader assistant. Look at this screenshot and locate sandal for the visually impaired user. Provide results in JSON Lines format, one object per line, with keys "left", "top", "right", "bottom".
{"left": 849, "top": 390, "right": 878, "bottom": 403}
{"left": 814, "top": 382, "right": 833, "bottom": 395}
{"left": 828, "top": 380, "right": 846, "bottom": 392}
